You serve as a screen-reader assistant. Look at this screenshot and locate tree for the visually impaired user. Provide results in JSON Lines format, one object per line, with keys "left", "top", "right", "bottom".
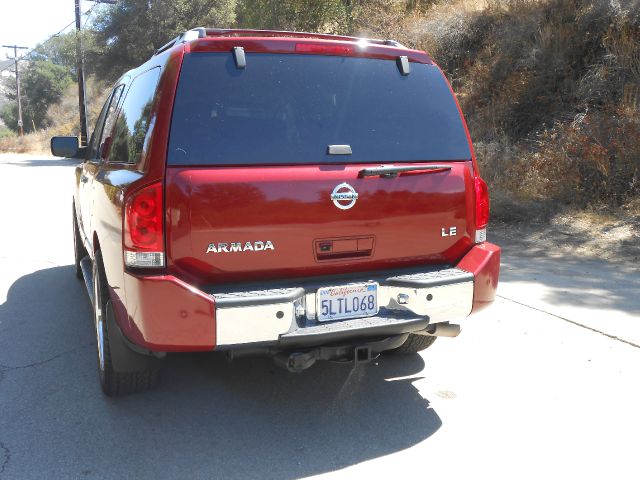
{"left": 31, "top": 30, "right": 102, "bottom": 77}
{"left": 0, "top": 60, "right": 73, "bottom": 132}
{"left": 236, "top": 0, "right": 350, "bottom": 33}
{"left": 92, "top": 0, "right": 237, "bottom": 80}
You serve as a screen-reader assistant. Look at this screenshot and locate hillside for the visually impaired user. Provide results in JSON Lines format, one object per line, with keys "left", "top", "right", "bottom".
{"left": 355, "top": 0, "right": 639, "bottom": 216}
{"left": 1, "top": 0, "right": 638, "bottom": 219}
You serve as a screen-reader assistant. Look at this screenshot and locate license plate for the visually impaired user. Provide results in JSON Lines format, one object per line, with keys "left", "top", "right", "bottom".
{"left": 316, "top": 283, "right": 379, "bottom": 322}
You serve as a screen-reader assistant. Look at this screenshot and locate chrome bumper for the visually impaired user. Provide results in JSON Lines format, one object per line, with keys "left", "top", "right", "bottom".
{"left": 209, "top": 267, "right": 474, "bottom": 348}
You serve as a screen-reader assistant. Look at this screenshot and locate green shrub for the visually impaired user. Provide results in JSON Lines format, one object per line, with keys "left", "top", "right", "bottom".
{"left": 0, "top": 127, "right": 15, "bottom": 140}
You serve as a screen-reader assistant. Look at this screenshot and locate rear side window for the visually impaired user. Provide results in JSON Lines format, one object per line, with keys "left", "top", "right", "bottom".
{"left": 97, "top": 84, "right": 125, "bottom": 160}
{"left": 110, "top": 67, "right": 161, "bottom": 164}
{"left": 168, "top": 53, "right": 471, "bottom": 166}
{"left": 101, "top": 85, "right": 125, "bottom": 142}
{"left": 86, "top": 92, "right": 113, "bottom": 160}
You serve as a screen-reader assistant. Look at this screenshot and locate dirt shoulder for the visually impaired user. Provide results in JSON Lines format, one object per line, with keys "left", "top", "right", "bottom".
{"left": 491, "top": 208, "right": 640, "bottom": 266}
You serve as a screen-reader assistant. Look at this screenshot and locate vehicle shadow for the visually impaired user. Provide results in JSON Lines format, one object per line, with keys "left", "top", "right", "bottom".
{"left": 0, "top": 266, "right": 441, "bottom": 479}
{"left": 500, "top": 254, "right": 640, "bottom": 315}
{"left": 491, "top": 225, "right": 640, "bottom": 316}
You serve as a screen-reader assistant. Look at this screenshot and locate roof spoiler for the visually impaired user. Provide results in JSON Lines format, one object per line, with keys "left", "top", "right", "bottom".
{"left": 154, "top": 27, "right": 405, "bottom": 57}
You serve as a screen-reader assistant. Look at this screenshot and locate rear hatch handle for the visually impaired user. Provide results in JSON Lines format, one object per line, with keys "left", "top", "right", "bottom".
{"left": 358, "top": 164, "right": 452, "bottom": 178}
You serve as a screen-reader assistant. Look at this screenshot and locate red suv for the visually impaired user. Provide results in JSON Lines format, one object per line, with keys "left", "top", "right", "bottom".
{"left": 51, "top": 28, "right": 500, "bottom": 396}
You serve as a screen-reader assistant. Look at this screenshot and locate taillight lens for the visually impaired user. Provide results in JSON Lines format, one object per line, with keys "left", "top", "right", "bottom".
{"left": 123, "top": 182, "right": 164, "bottom": 267}
{"left": 474, "top": 175, "right": 490, "bottom": 241}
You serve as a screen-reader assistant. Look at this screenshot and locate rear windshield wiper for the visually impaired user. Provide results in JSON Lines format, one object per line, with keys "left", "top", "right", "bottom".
{"left": 358, "top": 164, "right": 452, "bottom": 178}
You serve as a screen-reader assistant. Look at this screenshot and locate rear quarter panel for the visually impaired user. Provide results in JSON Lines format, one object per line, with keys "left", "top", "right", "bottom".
{"left": 92, "top": 47, "right": 185, "bottom": 336}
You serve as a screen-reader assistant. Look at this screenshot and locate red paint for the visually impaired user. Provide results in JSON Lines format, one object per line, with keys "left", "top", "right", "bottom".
{"left": 108, "top": 242, "right": 500, "bottom": 352}
{"left": 186, "top": 37, "right": 433, "bottom": 65}
{"left": 121, "top": 272, "right": 216, "bottom": 351}
{"left": 76, "top": 46, "right": 184, "bottom": 336}
{"left": 458, "top": 242, "right": 501, "bottom": 312}
{"left": 165, "top": 162, "right": 476, "bottom": 285}
{"left": 72, "top": 31, "right": 499, "bottom": 353}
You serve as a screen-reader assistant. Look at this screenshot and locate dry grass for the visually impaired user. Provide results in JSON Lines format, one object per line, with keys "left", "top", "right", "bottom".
{"left": 2, "top": 1, "right": 638, "bottom": 220}
{"left": 409, "top": 0, "right": 640, "bottom": 216}
{"left": 0, "top": 77, "right": 109, "bottom": 155}
{"left": 0, "top": 130, "right": 51, "bottom": 155}
{"left": 47, "top": 78, "right": 109, "bottom": 138}
{"left": 345, "top": 0, "right": 640, "bottom": 218}
{"left": 492, "top": 207, "right": 640, "bottom": 263}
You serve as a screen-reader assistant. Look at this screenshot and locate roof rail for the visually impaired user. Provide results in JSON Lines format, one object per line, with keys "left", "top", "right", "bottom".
{"left": 154, "top": 27, "right": 206, "bottom": 56}
{"left": 203, "top": 28, "right": 405, "bottom": 48}
{"left": 153, "top": 27, "right": 404, "bottom": 56}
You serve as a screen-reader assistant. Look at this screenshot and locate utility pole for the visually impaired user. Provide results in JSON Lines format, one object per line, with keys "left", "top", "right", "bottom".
{"left": 75, "top": 0, "right": 116, "bottom": 147}
{"left": 2, "top": 45, "right": 29, "bottom": 136}
{"left": 74, "top": 0, "right": 89, "bottom": 147}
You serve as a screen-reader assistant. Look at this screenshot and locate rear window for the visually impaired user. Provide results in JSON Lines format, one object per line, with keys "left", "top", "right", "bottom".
{"left": 168, "top": 52, "right": 471, "bottom": 166}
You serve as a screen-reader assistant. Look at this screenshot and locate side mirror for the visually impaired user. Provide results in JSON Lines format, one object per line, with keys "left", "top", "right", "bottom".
{"left": 51, "top": 136, "right": 84, "bottom": 158}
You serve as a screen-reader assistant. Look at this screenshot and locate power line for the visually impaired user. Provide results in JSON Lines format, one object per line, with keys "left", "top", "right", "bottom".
{"left": 1, "top": 0, "right": 117, "bottom": 139}
{"left": 84, "top": 3, "right": 101, "bottom": 27}
{"left": 0, "top": 6, "right": 101, "bottom": 74}
{"left": 48, "top": 19, "right": 78, "bottom": 41}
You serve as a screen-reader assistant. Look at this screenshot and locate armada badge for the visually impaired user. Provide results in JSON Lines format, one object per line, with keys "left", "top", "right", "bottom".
{"left": 206, "top": 241, "right": 275, "bottom": 254}
{"left": 330, "top": 183, "right": 358, "bottom": 210}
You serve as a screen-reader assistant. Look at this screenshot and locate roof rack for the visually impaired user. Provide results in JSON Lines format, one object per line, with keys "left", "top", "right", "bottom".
{"left": 155, "top": 27, "right": 207, "bottom": 56}
{"left": 154, "top": 27, "right": 405, "bottom": 56}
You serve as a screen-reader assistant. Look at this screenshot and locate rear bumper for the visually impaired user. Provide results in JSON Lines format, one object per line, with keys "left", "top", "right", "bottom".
{"left": 116, "top": 242, "right": 500, "bottom": 352}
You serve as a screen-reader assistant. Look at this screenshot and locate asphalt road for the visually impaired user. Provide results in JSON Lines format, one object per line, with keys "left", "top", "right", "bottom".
{"left": 0, "top": 154, "right": 639, "bottom": 480}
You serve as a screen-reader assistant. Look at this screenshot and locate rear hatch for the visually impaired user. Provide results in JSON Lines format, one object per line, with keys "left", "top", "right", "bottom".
{"left": 165, "top": 48, "right": 476, "bottom": 285}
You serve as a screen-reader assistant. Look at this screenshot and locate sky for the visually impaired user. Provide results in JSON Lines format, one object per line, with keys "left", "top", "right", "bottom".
{"left": 0, "top": 0, "right": 96, "bottom": 59}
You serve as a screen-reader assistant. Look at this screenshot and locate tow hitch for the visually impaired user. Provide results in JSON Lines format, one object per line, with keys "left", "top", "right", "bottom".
{"left": 354, "top": 345, "right": 373, "bottom": 365}
{"left": 273, "top": 335, "right": 406, "bottom": 373}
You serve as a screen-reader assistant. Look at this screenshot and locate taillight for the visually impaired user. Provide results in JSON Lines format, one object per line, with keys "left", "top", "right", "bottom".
{"left": 474, "top": 175, "right": 490, "bottom": 243}
{"left": 295, "top": 43, "right": 353, "bottom": 55}
{"left": 123, "top": 182, "right": 165, "bottom": 268}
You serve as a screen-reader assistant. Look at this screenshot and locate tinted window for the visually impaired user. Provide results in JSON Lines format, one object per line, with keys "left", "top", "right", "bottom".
{"left": 86, "top": 94, "right": 112, "bottom": 160}
{"left": 110, "top": 68, "right": 161, "bottom": 164}
{"left": 168, "top": 53, "right": 471, "bottom": 166}
{"left": 98, "top": 84, "right": 125, "bottom": 160}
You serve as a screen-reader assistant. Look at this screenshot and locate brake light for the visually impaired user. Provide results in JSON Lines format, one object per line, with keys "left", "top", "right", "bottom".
{"left": 123, "top": 182, "right": 164, "bottom": 268}
{"left": 474, "top": 175, "right": 490, "bottom": 242}
{"left": 295, "top": 43, "right": 353, "bottom": 55}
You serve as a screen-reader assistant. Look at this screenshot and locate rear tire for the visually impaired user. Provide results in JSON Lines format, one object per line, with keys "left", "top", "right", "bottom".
{"left": 73, "top": 205, "right": 88, "bottom": 279}
{"left": 92, "top": 250, "right": 160, "bottom": 396}
{"left": 392, "top": 334, "right": 437, "bottom": 354}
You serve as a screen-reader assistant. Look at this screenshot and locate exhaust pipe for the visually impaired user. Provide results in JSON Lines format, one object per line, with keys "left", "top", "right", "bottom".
{"left": 419, "top": 322, "right": 461, "bottom": 337}
{"left": 274, "top": 351, "right": 317, "bottom": 373}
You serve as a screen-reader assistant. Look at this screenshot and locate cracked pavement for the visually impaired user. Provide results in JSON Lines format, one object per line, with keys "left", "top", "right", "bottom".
{"left": 0, "top": 154, "right": 639, "bottom": 479}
